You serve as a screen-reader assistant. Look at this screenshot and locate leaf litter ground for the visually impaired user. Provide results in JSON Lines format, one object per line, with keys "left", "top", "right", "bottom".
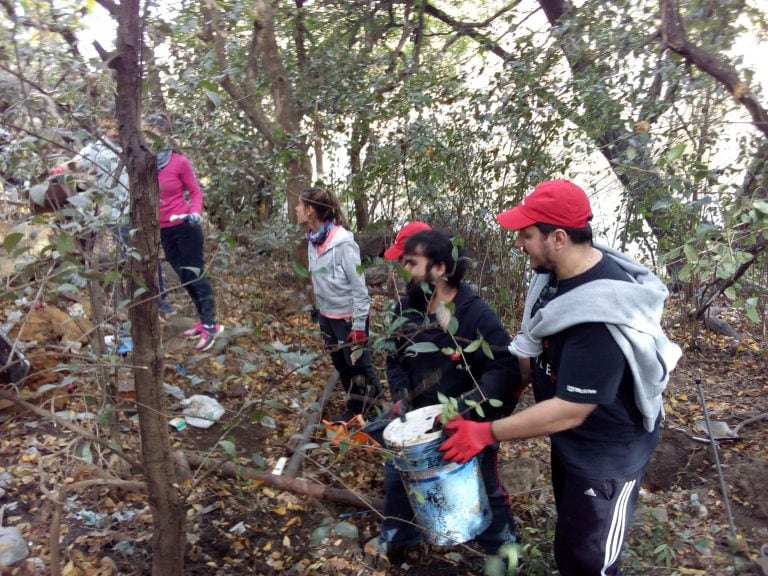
{"left": 1, "top": 249, "right": 766, "bottom": 576}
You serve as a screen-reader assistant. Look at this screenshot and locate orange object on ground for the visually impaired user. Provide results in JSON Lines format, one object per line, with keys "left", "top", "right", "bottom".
{"left": 322, "top": 414, "right": 381, "bottom": 449}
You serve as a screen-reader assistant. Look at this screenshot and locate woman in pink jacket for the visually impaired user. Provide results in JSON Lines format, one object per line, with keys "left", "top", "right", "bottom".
{"left": 145, "top": 113, "right": 222, "bottom": 351}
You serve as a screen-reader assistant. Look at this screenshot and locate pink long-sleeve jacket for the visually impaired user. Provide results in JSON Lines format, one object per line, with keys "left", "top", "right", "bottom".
{"left": 158, "top": 152, "right": 203, "bottom": 228}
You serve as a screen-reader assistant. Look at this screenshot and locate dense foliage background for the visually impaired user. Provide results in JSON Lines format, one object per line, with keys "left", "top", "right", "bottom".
{"left": 1, "top": 1, "right": 767, "bottom": 575}
{"left": 2, "top": 0, "right": 766, "bottom": 322}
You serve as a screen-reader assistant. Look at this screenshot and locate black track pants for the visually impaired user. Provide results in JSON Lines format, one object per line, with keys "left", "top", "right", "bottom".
{"left": 551, "top": 450, "right": 644, "bottom": 576}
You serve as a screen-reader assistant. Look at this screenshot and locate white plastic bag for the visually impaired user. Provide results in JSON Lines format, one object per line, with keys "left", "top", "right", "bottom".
{"left": 0, "top": 526, "right": 28, "bottom": 567}
{"left": 181, "top": 395, "right": 225, "bottom": 429}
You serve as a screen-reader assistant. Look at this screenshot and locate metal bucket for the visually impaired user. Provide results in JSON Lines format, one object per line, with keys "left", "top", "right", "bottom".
{"left": 383, "top": 404, "right": 491, "bottom": 545}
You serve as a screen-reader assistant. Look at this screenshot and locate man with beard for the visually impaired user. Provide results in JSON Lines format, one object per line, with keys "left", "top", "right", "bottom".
{"left": 366, "top": 230, "right": 525, "bottom": 564}
{"left": 439, "top": 180, "right": 682, "bottom": 576}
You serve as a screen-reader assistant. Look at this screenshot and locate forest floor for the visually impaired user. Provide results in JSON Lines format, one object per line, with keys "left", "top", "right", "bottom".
{"left": 0, "top": 233, "right": 767, "bottom": 576}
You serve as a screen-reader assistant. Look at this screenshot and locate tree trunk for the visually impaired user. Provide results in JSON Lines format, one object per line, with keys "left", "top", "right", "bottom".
{"left": 202, "top": 0, "right": 312, "bottom": 227}
{"left": 85, "top": 274, "right": 124, "bottom": 472}
{"left": 253, "top": 0, "right": 312, "bottom": 224}
{"left": 251, "top": 0, "right": 312, "bottom": 281}
{"left": 313, "top": 101, "right": 325, "bottom": 180}
{"left": 536, "top": 0, "right": 671, "bottom": 241}
{"left": 350, "top": 118, "right": 370, "bottom": 230}
{"left": 107, "top": 1, "right": 186, "bottom": 574}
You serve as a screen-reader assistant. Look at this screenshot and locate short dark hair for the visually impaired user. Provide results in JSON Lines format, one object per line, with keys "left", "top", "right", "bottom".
{"left": 534, "top": 222, "right": 593, "bottom": 245}
{"left": 404, "top": 230, "right": 467, "bottom": 287}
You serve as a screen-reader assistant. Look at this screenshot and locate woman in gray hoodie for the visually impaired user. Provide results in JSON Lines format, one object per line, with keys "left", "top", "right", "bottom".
{"left": 296, "top": 187, "right": 382, "bottom": 421}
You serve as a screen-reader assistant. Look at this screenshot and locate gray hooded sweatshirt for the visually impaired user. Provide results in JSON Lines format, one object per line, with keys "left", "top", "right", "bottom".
{"left": 308, "top": 225, "right": 371, "bottom": 331}
{"left": 508, "top": 243, "right": 683, "bottom": 432}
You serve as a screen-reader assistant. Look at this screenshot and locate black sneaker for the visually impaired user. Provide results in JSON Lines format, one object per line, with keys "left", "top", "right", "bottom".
{"left": 329, "top": 409, "right": 357, "bottom": 423}
{"left": 158, "top": 299, "right": 174, "bottom": 315}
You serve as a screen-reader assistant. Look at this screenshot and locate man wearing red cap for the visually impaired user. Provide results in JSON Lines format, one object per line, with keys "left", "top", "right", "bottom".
{"left": 383, "top": 221, "right": 432, "bottom": 263}
{"left": 439, "top": 180, "right": 682, "bottom": 576}
{"left": 383, "top": 221, "right": 432, "bottom": 300}
{"left": 368, "top": 229, "right": 523, "bottom": 567}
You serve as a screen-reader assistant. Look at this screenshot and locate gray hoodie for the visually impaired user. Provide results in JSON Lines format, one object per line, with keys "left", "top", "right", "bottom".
{"left": 308, "top": 225, "right": 371, "bottom": 331}
{"left": 508, "top": 243, "right": 683, "bottom": 432}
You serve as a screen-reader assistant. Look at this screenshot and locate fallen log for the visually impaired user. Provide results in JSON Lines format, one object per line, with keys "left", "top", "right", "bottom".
{"left": 285, "top": 369, "right": 338, "bottom": 478}
{"left": 186, "top": 452, "right": 384, "bottom": 512}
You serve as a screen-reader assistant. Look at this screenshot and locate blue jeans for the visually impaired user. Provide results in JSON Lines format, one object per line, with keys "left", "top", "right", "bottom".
{"left": 160, "top": 222, "right": 216, "bottom": 325}
{"left": 381, "top": 444, "right": 516, "bottom": 553}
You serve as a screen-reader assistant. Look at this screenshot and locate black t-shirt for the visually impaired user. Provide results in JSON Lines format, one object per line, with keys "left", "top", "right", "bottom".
{"left": 531, "top": 255, "right": 660, "bottom": 479}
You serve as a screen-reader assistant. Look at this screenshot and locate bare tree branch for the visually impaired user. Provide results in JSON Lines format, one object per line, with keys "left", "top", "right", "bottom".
{"left": 659, "top": 0, "right": 768, "bottom": 138}
{"left": 741, "top": 140, "right": 768, "bottom": 199}
{"left": 423, "top": 2, "right": 513, "bottom": 60}
{"left": 637, "top": 49, "right": 680, "bottom": 125}
{"left": 0, "top": 389, "right": 141, "bottom": 469}
{"left": 0, "top": 0, "right": 15, "bottom": 19}
{"left": 294, "top": 0, "right": 308, "bottom": 74}
{"left": 425, "top": 0, "right": 521, "bottom": 29}
{"left": 1, "top": 0, "right": 83, "bottom": 59}
{"left": 694, "top": 235, "right": 768, "bottom": 320}
{"left": 95, "top": 0, "right": 119, "bottom": 17}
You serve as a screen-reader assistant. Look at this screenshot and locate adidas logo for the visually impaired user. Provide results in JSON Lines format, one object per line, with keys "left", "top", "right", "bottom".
{"left": 584, "top": 488, "right": 597, "bottom": 497}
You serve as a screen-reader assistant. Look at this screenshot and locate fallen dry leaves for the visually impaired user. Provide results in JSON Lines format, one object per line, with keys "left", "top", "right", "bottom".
{"left": 0, "top": 258, "right": 765, "bottom": 576}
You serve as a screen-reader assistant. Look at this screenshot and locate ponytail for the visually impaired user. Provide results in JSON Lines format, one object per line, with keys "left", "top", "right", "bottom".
{"left": 299, "top": 187, "right": 349, "bottom": 229}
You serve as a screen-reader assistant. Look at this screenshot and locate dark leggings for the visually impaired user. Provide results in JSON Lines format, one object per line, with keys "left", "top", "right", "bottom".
{"left": 160, "top": 222, "right": 216, "bottom": 326}
{"left": 318, "top": 315, "right": 382, "bottom": 415}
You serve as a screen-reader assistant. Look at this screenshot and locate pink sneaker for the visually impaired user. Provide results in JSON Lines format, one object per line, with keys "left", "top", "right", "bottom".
{"left": 194, "top": 324, "right": 224, "bottom": 352}
{"left": 182, "top": 321, "right": 203, "bottom": 339}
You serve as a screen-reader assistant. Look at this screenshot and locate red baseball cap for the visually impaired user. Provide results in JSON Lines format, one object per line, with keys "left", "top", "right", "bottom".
{"left": 384, "top": 221, "right": 432, "bottom": 260}
{"left": 496, "top": 180, "right": 592, "bottom": 230}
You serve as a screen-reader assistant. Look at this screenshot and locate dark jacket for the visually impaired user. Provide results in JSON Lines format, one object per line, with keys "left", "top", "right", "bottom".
{"left": 386, "top": 283, "right": 523, "bottom": 421}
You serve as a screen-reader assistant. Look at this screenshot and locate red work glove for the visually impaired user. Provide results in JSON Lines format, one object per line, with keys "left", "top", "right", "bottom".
{"left": 439, "top": 415, "right": 496, "bottom": 464}
{"left": 391, "top": 390, "right": 410, "bottom": 422}
{"left": 49, "top": 166, "right": 66, "bottom": 176}
{"left": 348, "top": 329, "right": 367, "bottom": 344}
